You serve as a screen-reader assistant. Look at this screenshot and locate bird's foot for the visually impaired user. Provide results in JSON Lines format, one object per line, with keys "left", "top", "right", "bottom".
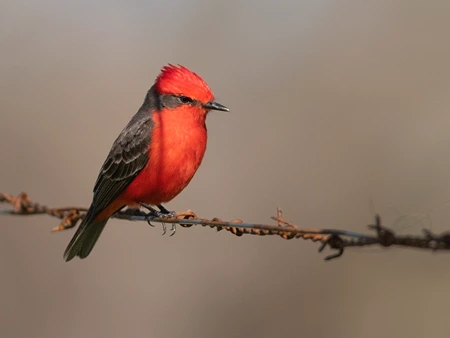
{"left": 156, "top": 204, "right": 176, "bottom": 218}
{"left": 140, "top": 203, "right": 177, "bottom": 236}
{"left": 159, "top": 222, "right": 177, "bottom": 236}
{"left": 157, "top": 205, "right": 177, "bottom": 236}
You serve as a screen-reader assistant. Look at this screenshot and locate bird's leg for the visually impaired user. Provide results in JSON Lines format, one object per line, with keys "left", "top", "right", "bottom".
{"left": 140, "top": 203, "right": 174, "bottom": 218}
{"left": 157, "top": 204, "right": 176, "bottom": 218}
{"left": 140, "top": 203, "right": 175, "bottom": 236}
{"left": 157, "top": 204, "right": 177, "bottom": 236}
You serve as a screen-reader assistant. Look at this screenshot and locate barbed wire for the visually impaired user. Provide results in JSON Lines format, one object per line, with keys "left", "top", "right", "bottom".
{"left": 1, "top": 192, "right": 450, "bottom": 260}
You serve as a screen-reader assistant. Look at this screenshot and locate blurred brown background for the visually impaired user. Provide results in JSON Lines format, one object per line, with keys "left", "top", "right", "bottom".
{"left": 1, "top": 1, "right": 450, "bottom": 337}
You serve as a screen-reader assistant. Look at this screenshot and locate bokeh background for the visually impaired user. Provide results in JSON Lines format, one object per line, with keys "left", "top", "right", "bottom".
{"left": 1, "top": 1, "right": 450, "bottom": 337}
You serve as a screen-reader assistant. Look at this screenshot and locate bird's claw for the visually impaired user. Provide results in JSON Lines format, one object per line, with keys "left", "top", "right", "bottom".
{"left": 146, "top": 212, "right": 172, "bottom": 235}
{"left": 144, "top": 213, "right": 156, "bottom": 227}
{"left": 160, "top": 222, "right": 176, "bottom": 236}
{"left": 140, "top": 203, "right": 177, "bottom": 236}
{"left": 169, "top": 223, "right": 176, "bottom": 236}
{"left": 154, "top": 206, "right": 176, "bottom": 235}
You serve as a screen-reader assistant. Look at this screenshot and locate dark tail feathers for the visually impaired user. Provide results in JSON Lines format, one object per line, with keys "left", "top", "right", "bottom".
{"left": 63, "top": 208, "right": 109, "bottom": 262}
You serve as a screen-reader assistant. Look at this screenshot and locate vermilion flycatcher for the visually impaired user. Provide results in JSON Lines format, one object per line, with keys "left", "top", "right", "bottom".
{"left": 64, "top": 64, "right": 229, "bottom": 261}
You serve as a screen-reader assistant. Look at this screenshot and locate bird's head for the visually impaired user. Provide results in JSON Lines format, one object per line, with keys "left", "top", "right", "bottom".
{"left": 154, "top": 64, "right": 229, "bottom": 116}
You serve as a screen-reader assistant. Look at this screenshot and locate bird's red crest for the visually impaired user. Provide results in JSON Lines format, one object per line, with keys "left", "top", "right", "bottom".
{"left": 155, "top": 64, "right": 214, "bottom": 103}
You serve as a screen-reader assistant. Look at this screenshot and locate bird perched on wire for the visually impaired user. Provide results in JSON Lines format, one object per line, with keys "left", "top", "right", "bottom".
{"left": 64, "top": 64, "right": 229, "bottom": 261}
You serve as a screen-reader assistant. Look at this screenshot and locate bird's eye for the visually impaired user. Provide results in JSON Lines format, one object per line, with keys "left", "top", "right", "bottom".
{"left": 179, "top": 96, "right": 193, "bottom": 104}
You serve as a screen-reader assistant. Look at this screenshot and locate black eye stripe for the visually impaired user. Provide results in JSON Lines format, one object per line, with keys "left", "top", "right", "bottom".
{"left": 159, "top": 94, "right": 198, "bottom": 109}
{"left": 179, "top": 95, "right": 194, "bottom": 104}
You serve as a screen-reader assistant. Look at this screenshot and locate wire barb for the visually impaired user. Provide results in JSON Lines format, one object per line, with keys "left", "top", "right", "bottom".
{"left": 318, "top": 234, "right": 345, "bottom": 261}
{"left": 368, "top": 214, "right": 396, "bottom": 247}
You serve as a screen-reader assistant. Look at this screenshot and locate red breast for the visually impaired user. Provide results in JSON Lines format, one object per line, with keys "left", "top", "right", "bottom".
{"left": 120, "top": 105, "right": 207, "bottom": 205}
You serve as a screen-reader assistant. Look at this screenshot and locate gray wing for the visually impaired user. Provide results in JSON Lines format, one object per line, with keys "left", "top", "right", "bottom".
{"left": 63, "top": 110, "right": 154, "bottom": 261}
{"left": 90, "top": 110, "right": 154, "bottom": 217}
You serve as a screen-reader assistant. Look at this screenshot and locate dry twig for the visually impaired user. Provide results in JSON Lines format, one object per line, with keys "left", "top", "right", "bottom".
{"left": 1, "top": 192, "right": 450, "bottom": 260}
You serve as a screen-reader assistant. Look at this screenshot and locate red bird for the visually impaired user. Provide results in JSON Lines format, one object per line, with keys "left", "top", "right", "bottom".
{"left": 64, "top": 64, "right": 229, "bottom": 261}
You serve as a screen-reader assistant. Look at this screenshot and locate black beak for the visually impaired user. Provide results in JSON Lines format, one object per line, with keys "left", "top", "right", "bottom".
{"left": 203, "top": 101, "right": 229, "bottom": 112}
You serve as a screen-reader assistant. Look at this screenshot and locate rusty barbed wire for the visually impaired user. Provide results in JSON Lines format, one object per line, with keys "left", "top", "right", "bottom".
{"left": 1, "top": 192, "right": 450, "bottom": 260}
